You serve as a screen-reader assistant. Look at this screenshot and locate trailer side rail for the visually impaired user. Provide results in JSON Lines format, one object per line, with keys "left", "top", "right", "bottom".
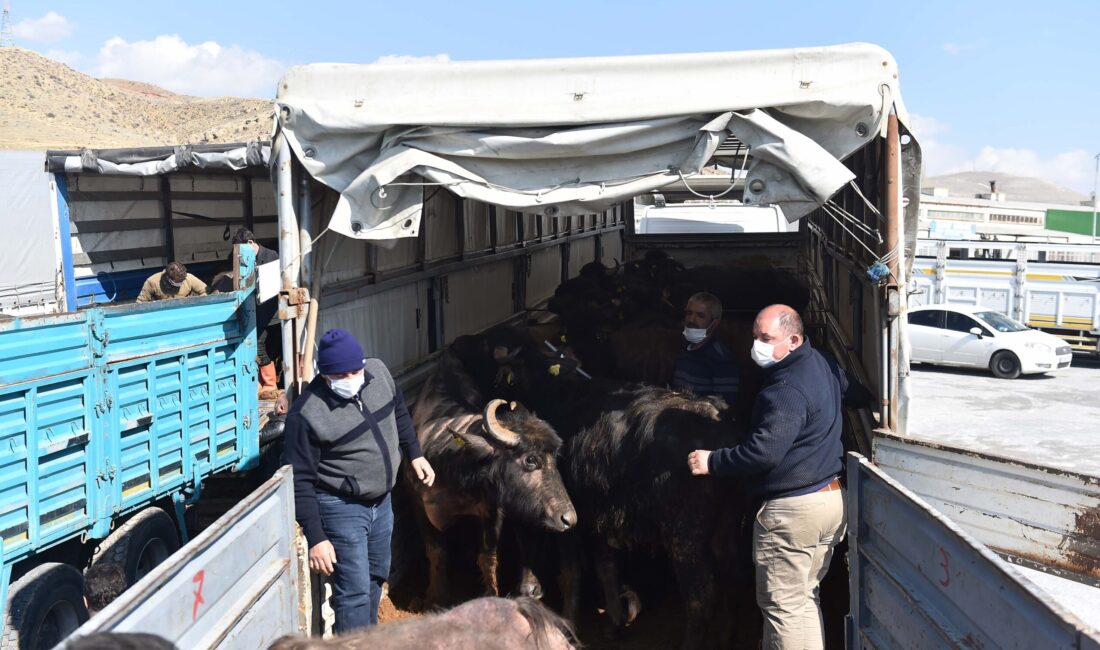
{"left": 846, "top": 452, "right": 1100, "bottom": 649}
{"left": 64, "top": 466, "right": 302, "bottom": 649}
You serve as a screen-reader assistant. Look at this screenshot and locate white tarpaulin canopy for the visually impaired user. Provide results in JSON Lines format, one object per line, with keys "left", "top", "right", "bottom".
{"left": 275, "top": 43, "right": 909, "bottom": 241}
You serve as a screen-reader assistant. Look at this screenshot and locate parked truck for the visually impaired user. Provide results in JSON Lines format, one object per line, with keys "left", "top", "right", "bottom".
{"left": 0, "top": 143, "right": 274, "bottom": 316}
{"left": 37, "top": 42, "right": 1100, "bottom": 648}
{"left": 910, "top": 238, "right": 1100, "bottom": 355}
{"left": 0, "top": 245, "right": 260, "bottom": 648}
{"left": 0, "top": 143, "right": 288, "bottom": 649}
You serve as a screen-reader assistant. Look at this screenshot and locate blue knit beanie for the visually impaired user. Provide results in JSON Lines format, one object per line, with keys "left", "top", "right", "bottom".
{"left": 317, "top": 328, "right": 365, "bottom": 375}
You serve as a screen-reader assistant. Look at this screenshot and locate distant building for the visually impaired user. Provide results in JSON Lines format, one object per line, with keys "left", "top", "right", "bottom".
{"left": 919, "top": 180, "right": 1098, "bottom": 245}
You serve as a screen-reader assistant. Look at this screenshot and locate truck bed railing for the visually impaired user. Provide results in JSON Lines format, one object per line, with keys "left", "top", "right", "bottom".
{"left": 63, "top": 466, "right": 303, "bottom": 649}
{"left": 846, "top": 453, "right": 1100, "bottom": 649}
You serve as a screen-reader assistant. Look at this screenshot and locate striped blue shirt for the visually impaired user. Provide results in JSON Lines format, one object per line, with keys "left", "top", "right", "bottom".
{"left": 672, "top": 338, "right": 740, "bottom": 403}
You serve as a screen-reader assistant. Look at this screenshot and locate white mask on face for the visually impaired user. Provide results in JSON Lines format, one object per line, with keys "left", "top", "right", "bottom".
{"left": 683, "top": 327, "right": 708, "bottom": 345}
{"left": 328, "top": 371, "right": 364, "bottom": 399}
{"left": 751, "top": 339, "right": 778, "bottom": 368}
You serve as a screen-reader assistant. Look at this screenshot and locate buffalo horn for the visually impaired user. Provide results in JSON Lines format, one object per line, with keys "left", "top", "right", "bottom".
{"left": 482, "top": 398, "right": 521, "bottom": 447}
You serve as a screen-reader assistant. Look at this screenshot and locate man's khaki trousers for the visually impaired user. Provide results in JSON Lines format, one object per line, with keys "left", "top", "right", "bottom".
{"left": 753, "top": 488, "right": 847, "bottom": 650}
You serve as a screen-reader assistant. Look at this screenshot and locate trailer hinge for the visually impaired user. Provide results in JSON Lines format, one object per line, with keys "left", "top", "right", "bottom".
{"left": 96, "top": 461, "right": 116, "bottom": 485}
{"left": 90, "top": 322, "right": 108, "bottom": 344}
{"left": 94, "top": 394, "right": 113, "bottom": 416}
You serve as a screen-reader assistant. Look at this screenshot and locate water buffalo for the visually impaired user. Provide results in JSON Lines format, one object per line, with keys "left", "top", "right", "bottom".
{"left": 268, "top": 597, "right": 578, "bottom": 650}
{"left": 408, "top": 351, "right": 577, "bottom": 605}
{"left": 448, "top": 327, "right": 746, "bottom": 649}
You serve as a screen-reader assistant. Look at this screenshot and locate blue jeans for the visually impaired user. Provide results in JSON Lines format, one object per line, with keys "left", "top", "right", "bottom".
{"left": 316, "top": 491, "right": 393, "bottom": 634}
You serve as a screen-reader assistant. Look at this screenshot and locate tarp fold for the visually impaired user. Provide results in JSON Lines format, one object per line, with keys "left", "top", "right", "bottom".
{"left": 275, "top": 43, "right": 909, "bottom": 240}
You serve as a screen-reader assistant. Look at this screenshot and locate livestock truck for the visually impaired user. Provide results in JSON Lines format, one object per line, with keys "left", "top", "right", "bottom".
{"left": 0, "top": 146, "right": 286, "bottom": 649}
{"left": 60, "top": 43, "right": 1100, "bottom": 648}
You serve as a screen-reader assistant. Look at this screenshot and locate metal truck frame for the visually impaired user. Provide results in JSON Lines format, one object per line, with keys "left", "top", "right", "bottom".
{"left": 0, "top": 245, "right": 259, "bottom": 648}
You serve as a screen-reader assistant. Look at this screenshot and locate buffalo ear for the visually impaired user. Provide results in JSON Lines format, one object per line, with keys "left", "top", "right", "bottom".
{"left": 449, "top": 428, "right": 496, "bottom": 458}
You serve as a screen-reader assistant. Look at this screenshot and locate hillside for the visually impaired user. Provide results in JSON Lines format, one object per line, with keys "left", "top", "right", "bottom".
{"left": 0, "top": 47, "right": 272, "bottom": 150}
{"left": 923, "top": 171, "right": 1088, "bottom": 206}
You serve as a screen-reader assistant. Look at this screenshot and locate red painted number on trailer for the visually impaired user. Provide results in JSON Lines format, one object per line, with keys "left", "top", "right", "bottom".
{"left": 192, "top": 570, "right": 206, "bottom": 620}
{"left": 938, "top": 548, "right": 950, "bottom": 587}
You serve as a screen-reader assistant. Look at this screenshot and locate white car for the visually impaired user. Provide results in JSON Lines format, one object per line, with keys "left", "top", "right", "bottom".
{"left": 907, "top": 304, "right": 1072, "bottom": 379}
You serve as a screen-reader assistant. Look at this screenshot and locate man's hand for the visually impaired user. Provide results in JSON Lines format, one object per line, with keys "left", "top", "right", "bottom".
{"left": 309, "top": 540, "right": 337, "bottom": 576}
{"left": 687, "top": 450, "right": 712, "bottom": 476}
{"left": 411, "top": 457, "right": 436, "bottom": 487}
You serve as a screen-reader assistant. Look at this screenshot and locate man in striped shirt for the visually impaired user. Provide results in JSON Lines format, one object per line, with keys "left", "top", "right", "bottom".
{"left": 672, "top": 292, "right": 739, "bottom": 404}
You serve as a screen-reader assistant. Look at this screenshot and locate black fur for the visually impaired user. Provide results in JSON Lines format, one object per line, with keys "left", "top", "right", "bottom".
{"left": 448, "top": 326, "right": 746, "bottom": 649}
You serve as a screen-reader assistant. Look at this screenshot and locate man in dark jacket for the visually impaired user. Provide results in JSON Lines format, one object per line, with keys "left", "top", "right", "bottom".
{"left": 284, "top": 328, "right": 436, "bottom": 633}
{"left": 687, "top": 304, "right": 867, "bottom": 650}
{"left": 672, "top": 291, "right": 740, "bottom": 403}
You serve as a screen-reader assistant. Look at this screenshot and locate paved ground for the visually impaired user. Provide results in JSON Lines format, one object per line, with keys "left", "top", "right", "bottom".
{"left": 908, "top": 355, "right": 1100, "bottom": 631}
{"left": 907, "top": 356, "right": 1100, "bottom": 478}
{"left": 1015, "top": 565, "right": 1100, "bottom": 630}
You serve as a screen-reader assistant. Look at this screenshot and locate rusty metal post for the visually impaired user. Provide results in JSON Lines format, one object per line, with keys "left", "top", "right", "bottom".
{"left": 276, "top": 137, "right": 301, "bottom": 393}
{"left": 885, "top": 114, "right": 901, "bottom": 431}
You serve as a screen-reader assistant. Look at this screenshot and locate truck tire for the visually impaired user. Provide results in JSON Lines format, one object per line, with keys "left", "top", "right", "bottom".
{"left": 2, "top": 563, "right": 88, "bottom": 650}
{"left": 990, "top": 350, "right": 1022, "bottom": 379}
{"left": 91, "top": 507, "right": 180, "bottom": 586}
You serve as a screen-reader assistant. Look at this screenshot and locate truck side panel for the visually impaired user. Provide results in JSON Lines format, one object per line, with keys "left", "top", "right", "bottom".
{"left": 847, "top": 453, "right": 1100, "bottom": 649}
{"left": 0, "top": 250, "right": 258, "bottom": 575}
{"left": 68, "top": 467, "right": 302, "bottom": 649}
{"left": 0, "top": 368, "right": 98, "bottom": 562}
{"left": 873, "top": 433, "right": 1100, "bottom": 587}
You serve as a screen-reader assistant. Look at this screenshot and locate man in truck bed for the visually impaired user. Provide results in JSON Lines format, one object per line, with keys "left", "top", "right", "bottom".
{"left": 135, "top": 261, "right": 207, "bottom": 303}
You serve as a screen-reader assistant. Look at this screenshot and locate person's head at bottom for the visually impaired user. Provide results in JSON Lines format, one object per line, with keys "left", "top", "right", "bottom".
{"left": 83, "top": 563, "right": 127, "bottom": 617}
{"left": 317, "top": 328, "right": 366, "bottom": 399}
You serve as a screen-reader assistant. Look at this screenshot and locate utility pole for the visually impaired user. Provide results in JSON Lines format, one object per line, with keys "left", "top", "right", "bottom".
{"left": 0, "top": 2, "right": 14, "bottom": 48}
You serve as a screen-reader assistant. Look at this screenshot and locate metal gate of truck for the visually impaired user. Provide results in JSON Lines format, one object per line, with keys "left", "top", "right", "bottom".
{"left": 847, "top": 453, "right": 1100, "bottom": 649}
{"left": 63, "top": 466, "right": 303, "bottom": 649}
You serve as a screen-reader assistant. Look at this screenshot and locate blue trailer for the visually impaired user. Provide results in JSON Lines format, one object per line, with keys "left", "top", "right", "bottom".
{"left": 0, "top": 245, "right": 259, "bottom": 648}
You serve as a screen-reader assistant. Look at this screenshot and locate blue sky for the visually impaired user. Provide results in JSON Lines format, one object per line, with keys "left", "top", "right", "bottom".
{"left": 9, "top": 0, "right": 1100, "bottom": 193}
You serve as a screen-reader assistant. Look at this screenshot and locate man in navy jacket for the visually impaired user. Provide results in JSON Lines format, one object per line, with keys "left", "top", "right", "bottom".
{"left": 688, "top": 304, "right": 868, "bottom": 650}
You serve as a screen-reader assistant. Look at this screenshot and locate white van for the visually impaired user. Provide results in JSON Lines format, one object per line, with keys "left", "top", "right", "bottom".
{"left": 634, "top": 201, "right": 796, "bottom": 234}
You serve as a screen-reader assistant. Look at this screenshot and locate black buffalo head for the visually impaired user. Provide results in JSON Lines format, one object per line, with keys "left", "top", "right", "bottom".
{"left": 449, "top": 399, "right": 577, "bottom": 532}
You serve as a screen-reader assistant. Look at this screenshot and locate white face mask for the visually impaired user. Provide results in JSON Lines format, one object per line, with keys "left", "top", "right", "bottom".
{"left": 683, "top": 327, "right": 709, "bottom": 345}
{"left": 751, "top": 339, "right": 778, "bottom": 368}
{"left": 328, "top": 371, "right": 364, "bottom": 399}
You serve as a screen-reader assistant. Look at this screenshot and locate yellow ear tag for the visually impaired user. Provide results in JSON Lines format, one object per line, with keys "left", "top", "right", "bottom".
{"left": 452, "top": 432, "right": 466, "bottom": 446}
{"left": 548, "top": 364, "right": 561, "bottom": 376}
{"left": 560, "top": 334, "right": 567, "bottom": 344}
{"left": 506, "top": 371, "right": 515, "bottom": 385}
